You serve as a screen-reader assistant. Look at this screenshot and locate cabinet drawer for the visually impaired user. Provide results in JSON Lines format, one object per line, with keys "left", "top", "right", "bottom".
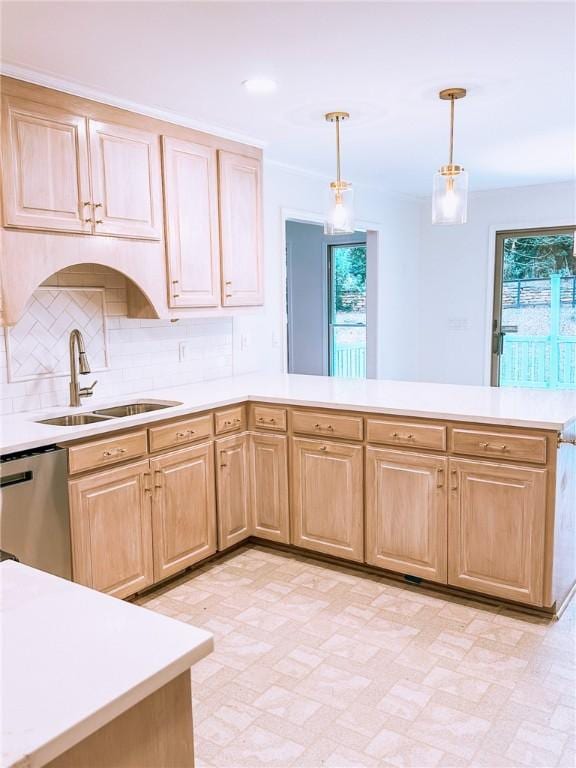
{"left": 367, "top": 418, "right": 446, "bottom": 451}
{"left": 215, "top": 405, "right": 246, "bottom": 435}
{"left": 149, "top": 414, "right": 213, "bottom": 452}
{"left": 291, "top": 410, "right": 364, "bottom": 441}
{"left": 250, "top": 405, "right": 287, "bottom": 431}
{"left": 68, "top": 430, "right": 148, "bottom": 475}
{"left": 450, "top": 428, "right": 547, "bottom": 464}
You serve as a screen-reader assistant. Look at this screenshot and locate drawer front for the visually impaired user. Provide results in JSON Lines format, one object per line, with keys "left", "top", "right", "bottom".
{"left": 215, "top": 405, "right": 246, "bottom": 435}
{"left": 291, "top": 410, "right": 364, "bottom": 441}
{"left": 450, "top": 428, "right": 547, "bottom": 464}
{"left": 367, "top": 418, "right": 446, "bottom": 451}
{"left": 251, "top": 405, "right": 287, "bottom": 431}
{"left": 149, "top": 414, "right": 213, "bottom": 452}
{"left": 68, "top": 430, "right": 148, "bottom": 474}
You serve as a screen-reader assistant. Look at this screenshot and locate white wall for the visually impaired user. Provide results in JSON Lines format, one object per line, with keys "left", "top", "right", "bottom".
{"left": 233, "top": 161, "right": 422, "bottom": 381}
{"left": 417, "top": 181, "right": 576, "bottom": 385}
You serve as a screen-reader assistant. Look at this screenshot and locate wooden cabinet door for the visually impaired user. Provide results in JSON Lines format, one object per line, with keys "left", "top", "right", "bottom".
{"left": 291, "top": 437, "right": 363, "bottom": 562}
{"left": 218, "top": 151, "right": 263, "bottom": 306}
{"left": 88, "top": 119, "right": 162, "bottom": 239}
{"left": 250, "top": 432, "right": 289, "bottom": 543}
{"left": 151, "top": 442, "right": 217, "bottom": 581}
{"left": 162, "top": 137, "right": 220, "bottom": 307}
{"left": 1, "top": 96, "right": 91, "bottom": 233}
{"left": 68, "top": 460, "right": 153, "bottom": 599}
{"left": 366, "top": 448, "right": 448, "bottom": 583}
{"left": 448, "top": 458, "right": 547, "bottom": 605}
{"left": 216, "top": 433, "right": 251, "bottom": 549}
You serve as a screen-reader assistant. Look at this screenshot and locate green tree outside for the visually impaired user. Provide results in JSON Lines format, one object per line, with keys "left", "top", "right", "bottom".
{"left": 504, "top": 234, "right": 575, "bottom": 280}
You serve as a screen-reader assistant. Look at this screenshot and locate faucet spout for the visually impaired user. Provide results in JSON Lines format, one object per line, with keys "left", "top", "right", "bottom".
{"left": 69, "top": 329, "right": 94, "bottom": 407}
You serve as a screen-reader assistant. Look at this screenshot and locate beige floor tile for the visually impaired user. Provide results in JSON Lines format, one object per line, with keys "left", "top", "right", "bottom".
{"left": 138, "top": 544, "right": 575, "bottom": 768}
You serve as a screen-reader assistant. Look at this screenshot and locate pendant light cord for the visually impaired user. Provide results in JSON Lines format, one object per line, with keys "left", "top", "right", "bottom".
{"left": 449, "top": 96, "right": 455, "bottom": 166}
{"left": 335, "top": 117, "right": 341, "bottom": 183}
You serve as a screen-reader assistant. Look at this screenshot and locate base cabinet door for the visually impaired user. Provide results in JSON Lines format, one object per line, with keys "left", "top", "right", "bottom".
{"left": 216, "top": 433, "right": 251, "bottom": 549}
{"left": 448, "top": 458, "right": 547, "bottom": 605}
{"left": 69, "top": 460, "right": 154, "bottom": 599}
{"left": 218, "top": 151, "right": 263, "bottom": 306}
{"left": 291, "top": 437, "right": 363, "bottom": 562}
{"left": 250, "top": 432, "right": 289, "bottom": 543}
{"left": 366, "top": 448, "right": 448, "bottom": 583}
{"left": 151, "top": 442, "right": 217, "bottom": 581}
{"left": 88, "top": 119, "right": 162, "bottom": 239}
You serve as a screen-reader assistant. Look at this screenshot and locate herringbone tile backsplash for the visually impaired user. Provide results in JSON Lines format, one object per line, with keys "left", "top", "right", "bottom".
{"left": 0, "top": 264, "right": 233, "bottom": 414}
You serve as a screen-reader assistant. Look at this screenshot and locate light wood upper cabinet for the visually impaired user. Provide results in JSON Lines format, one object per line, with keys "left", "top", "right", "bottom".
{"left": 366, "top": 448, "right": 448, "bottom": 583}
{"left": 68, "top": 460, "right": 154, "bottom": 599}
{"left": 218, "top": 151, "right": 263, "bottom": 306}
{"left": 448, "top": 458, "right": 547, "bottom": 605}
{"left": 162, "top": 137, "right": 220, "bottom": 307}
{"left": 150, "top": 442, "right": 217, "bottom": 581}
{"left": 88, "top": 120, "right": 163, "bottom": 239}
{"left": 250, "top": 432, "right": 289, "bottom": 544}
{"left": 1, "top": 96, "right": 91, "bottom": 233}
{"left": 291, "top": 437, "right": 363, "bottom": 562}
{"left": 216, "top": 433, "right": 251, "bottom": 550}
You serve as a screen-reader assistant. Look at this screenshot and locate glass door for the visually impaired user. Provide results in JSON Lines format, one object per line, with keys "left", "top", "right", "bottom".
{"left": 491, "top": 227, "right": 576, "bottom": 389}
{"left": 328, "top": 244, "right": 367, "bottom": 378}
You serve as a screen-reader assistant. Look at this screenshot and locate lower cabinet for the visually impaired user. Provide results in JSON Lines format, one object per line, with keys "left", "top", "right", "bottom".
{"left": 365, "top": 448, "right": 448, "bottom": 583}
{"left": 291, "top": 437, "right": 364, "bottom": 562}
{"left": 69, "top": 460, "right": 154, "bottom": 599}
{"left": 150, "top": 442, "right": 217, "bottom": 581}
{"left": 250, "top": 432, "right": 289, "bottom": 543}
{"left": 216, "top": 433, "right": 251, "bottom": 550}
{"left": 448, "top": 458, "right": 547, "bottom": 605}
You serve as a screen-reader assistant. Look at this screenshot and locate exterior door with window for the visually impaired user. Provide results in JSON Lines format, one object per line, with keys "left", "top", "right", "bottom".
{"left": 329, "top": 244, "right": 367, "bottom": 378}
{"left": 492, "top": 227, "right": 576, "bottom": 389}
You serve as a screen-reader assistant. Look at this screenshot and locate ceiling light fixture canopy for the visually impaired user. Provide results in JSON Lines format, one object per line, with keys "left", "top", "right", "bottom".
{"left": 432, "top": 87, "right": 468, "bottom": 225}
{"left": 325, "top": 111, "right": 354, "bottom": 235}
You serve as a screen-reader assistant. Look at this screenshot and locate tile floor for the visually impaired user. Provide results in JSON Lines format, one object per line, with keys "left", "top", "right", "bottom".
{"left": 138, "top": 546, "right": 576, "bottom": 767}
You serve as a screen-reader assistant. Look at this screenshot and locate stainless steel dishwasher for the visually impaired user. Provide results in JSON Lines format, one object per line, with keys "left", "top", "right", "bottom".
{"left": 0, "top": 445, "right": 71, "bottom": 579}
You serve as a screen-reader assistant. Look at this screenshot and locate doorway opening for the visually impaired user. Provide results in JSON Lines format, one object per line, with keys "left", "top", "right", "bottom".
{"left": 285, "top": 220, "right": 368, "bottom": 378}
{"left": 491, "top": 226, "right": 576, "bottom": 389}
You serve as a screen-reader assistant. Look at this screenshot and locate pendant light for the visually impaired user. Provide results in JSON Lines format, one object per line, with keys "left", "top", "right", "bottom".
{"left": 325, "top": 111, "right": 354, "bottom": 235}
{"left": 432, "top": 88, "right": 468, "bottom": 225}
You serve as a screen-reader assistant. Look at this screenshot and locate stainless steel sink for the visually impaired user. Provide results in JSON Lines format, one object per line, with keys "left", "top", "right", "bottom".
{"left": 38, "top": 413, "right": 113, "bottom": 426}
{"left": 92, "top": 401, "right": 182, "bottom": 418}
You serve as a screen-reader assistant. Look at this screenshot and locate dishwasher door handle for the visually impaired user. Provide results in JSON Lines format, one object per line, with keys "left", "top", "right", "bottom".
{"left": 0, "top": 470, "right": 33, "bottom": 488}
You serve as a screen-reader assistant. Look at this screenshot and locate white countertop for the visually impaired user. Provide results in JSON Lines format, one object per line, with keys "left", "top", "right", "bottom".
{"left": 0, "top": 562, "right": 213, "bottom": 768}
{"left": 1, "top": 373, "right": 575, "bottom": 454}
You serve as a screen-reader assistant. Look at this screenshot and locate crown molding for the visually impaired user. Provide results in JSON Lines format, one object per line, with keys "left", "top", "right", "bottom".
{"left": 0, "top": 62, "right": 268, "bottom": 149}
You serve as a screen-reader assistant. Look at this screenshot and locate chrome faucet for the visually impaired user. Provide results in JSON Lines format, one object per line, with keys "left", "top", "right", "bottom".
{"left": 69, "top": 329, "right": 97, "bottom": 407}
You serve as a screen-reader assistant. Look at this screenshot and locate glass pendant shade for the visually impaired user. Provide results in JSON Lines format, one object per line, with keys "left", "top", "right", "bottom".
{"left": 432, "top": 169, "right": 468, "bottom": 225}
{"left": 325, "top": 182, "right": 354, "bottom": 235}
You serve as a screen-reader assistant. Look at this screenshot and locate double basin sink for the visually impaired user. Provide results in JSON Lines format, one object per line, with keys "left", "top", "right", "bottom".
{"left": 37, "top": 401, "right": 183, "bottom": 427}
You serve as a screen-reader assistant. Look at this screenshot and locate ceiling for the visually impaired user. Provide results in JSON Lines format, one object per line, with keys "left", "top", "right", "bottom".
{"left": 1, "top": 1, "right": 574, "bottom": 197}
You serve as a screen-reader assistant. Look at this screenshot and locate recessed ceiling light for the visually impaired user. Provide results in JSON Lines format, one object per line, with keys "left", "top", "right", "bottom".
{"left": 242, "top": 78, "right": 277, "bottom": 94}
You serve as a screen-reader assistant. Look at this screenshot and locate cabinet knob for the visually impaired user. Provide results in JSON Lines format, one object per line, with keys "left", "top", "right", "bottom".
{"left": 319, "top": 445, "right": 328, "bottom": 452}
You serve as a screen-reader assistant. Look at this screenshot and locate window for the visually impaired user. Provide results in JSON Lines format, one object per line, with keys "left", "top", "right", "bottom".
{"left": 328, "top": 244, "right": 367, "bottom": 378}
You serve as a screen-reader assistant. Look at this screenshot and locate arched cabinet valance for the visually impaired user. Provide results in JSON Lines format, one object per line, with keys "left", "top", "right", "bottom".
{"left": 0, "top": 229, "right": 167, "bottom": 326}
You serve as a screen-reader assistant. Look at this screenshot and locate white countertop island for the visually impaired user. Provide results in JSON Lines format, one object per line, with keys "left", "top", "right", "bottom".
{"left": 1, "top": 373, "right": 575, "bottom": 455}
{"left": 1, "top": 561, "right": 213, "bottom": 768}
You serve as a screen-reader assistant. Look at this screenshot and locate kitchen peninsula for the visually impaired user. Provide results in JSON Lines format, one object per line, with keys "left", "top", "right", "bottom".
{"left": 1, "top": 373, "right": 574, "bottom": 615}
